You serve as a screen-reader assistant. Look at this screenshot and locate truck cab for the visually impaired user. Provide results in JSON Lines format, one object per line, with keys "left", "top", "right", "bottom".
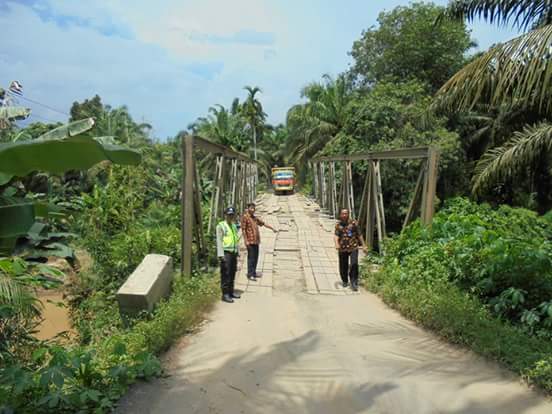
{"left": 271, "top": 167, "right": 295, "bottom": 195}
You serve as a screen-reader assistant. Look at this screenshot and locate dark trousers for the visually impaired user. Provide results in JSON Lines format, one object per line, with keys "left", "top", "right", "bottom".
{"left": 338, "top": 249, "right": 359, "bottom": 285}
{"left": 220, "top": 251, "right": 238, "bottom": 295}
{"left": 247, "top": 244, "right": 259, "bottom": 277}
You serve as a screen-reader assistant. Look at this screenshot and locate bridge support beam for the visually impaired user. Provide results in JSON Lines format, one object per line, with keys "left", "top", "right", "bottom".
{"left": 311, "top": 146, "right": 440, "bottom": 254}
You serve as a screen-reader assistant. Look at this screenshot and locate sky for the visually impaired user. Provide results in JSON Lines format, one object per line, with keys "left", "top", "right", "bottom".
{"left": 0, "top": 0, "right": 520, "bottom": 139}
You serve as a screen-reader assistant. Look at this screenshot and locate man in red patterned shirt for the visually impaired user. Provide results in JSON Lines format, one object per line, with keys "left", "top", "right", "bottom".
{"left": 241, "top": 202, "right": 277, "bottom": 281}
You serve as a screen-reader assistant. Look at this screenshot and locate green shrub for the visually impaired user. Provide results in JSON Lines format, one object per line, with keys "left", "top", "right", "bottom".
{"left": 0, "top": 274, "right": 218, "bottom": 413}
{"left": 362, "top": 197, "right": 552, "bottom": 392}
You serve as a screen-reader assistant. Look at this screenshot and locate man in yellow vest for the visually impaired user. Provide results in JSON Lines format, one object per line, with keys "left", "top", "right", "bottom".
{"left": 216, "top": 206, "right": 241, "bottom": 303}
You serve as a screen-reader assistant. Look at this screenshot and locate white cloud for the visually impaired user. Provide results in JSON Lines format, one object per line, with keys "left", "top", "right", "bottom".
{"left": 1, "top": 0, "right": 522, "bottom": 139}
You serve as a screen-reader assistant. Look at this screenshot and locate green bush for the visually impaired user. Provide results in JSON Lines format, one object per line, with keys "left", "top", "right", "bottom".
{"left": 362, "top": 197, "right": 552, "bottom": 392}
{"left": 0, "top": 275, "right": 218, "bottom": 413}
{"left": 88, "top": 225, "right": 181, "bottom": 286}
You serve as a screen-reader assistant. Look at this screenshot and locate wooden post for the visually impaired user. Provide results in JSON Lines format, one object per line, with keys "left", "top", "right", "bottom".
{"left": 181, "top": 134, "right": 194, "bottom": 276}
{"left": 357, "top": 167, "right": 370, "bottom": 233}
{"left": 365, "top": 163, "right": 375, "bottom": 251}
{"left": 193, "top": 160, "right": 206, "bottom": 258}
{"left": 371, "top": 161, "right": 385, "bottom": 253}
{"left": 346, "top": 161, "right": 355, "bottom": 219}
{"left": 230, "top": 159, "right": 237, "bottom": 206}
{"left": 403, "top": 165, "right": 425, "bottom": 229}
{"left": 320, "top": 162, "right": 326, "bottom": 210}
{"left": 421, "top": 147, "right": 439, "bottom": 226}
{"left": 330, "top": 162, "right": 338, "bottom": 218}
{"left": 208, "top": 156, "right": 223, "bottom": 234}
{"left": 373, "top": 161, "right": 386, "bottom": 236}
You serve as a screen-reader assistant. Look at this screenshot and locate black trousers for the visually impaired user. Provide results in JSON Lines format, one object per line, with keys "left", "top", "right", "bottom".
{"left": 220, "top": 251, "right": 238, "bottom": 295}
{"left": 246, "top": 244, "right": 259, "bottom": 277}
{"left": 338, "top": 249, "right": 359, "bottom": 285}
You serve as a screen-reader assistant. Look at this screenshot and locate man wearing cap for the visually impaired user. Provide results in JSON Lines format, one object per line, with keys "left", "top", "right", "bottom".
{"left": 241, "top": 202, "right": 277, "bottom": 281}
{"left": 216, "top": 207, "right": 241, "bottom": 303}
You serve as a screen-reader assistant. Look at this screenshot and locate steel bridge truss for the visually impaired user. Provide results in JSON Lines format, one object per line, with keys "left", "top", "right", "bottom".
{"left": 180, "top": 135, "right": 257, "bottom": 275}
{"left": 310, "top": 147, "right": 439, "bottom": 253}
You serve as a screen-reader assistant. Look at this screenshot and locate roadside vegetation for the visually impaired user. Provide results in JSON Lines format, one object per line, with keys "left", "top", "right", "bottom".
{"left": 362, "top": 198, "right": 552, "bottom": 392}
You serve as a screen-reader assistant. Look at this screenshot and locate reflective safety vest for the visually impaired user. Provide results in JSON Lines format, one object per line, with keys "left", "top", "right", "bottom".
{"left": 220, "top": 221, "right": 239, "bottom": 253}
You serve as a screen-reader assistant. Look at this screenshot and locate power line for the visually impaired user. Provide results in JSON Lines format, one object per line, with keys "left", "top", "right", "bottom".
{"left": 6, "top": 91, "right": 70, "bottom": 117}
{"left": 28, "top": 113, "right": 62, "bottom": 124}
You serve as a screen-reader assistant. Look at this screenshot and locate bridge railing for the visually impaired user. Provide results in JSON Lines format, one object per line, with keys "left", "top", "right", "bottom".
{"left": 310, "top": 147, "right": 439, "bottom": 253}
{"left": 180, "top": 134, "right": 257, "bottom": 275}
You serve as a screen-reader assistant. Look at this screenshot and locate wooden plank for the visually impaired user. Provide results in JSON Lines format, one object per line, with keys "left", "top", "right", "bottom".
{"left": 182, "top": 134, "right": 194, "bottom": 276}
{"left": 402, "top": 164, "right": 425, "bottom": 230}
{"left": 330, "top": 162, "right": 338, "bottom": 218}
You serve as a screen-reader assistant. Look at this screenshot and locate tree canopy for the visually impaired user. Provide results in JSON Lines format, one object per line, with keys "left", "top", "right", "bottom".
{"left": 349, "top": 2, "right": 475, "bottom": 92}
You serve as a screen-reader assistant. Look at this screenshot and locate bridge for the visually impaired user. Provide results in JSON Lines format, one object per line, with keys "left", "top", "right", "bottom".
{"left": 117, "top": 137, "right": 552, "bottom": 413}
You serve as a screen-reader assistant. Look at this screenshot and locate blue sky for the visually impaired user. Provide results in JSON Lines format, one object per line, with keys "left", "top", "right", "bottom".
{"left": 0, "top": 0, "right": 519, "bottom": 139}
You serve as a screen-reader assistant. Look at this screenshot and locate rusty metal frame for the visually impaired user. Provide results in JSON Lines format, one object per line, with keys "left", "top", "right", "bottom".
{"left": 181, "top": 135, "right": 256, "bottom": 276}
{"left": 310, "top": 147, "right": 440, "bottom": 253}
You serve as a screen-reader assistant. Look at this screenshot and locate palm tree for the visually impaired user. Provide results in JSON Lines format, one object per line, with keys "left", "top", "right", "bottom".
{"left": 286, "top": 74, "right": 350, "bottom": 167}
{"left": 435, "top": 1, "right": 552, "bottom": 207}
{"left": 242, "top": 86, "right": 266, "bottom": 162}
{"left": 193, "top": 104, "right": 248, "bottom": 151}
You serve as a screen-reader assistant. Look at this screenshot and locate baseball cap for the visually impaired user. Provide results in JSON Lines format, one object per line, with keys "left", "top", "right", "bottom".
{"left": 224, "top": 206, "right": 236, "bottom": 215}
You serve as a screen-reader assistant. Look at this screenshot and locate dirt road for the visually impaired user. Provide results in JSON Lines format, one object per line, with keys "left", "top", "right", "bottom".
{"left": 118, "top": 194, "right": 552, "bottom": 414}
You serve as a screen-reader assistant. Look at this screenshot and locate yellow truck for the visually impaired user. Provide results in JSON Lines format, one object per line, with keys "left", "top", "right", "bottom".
{"left": 271, "top": 167, "right": 295, "bottom": 195}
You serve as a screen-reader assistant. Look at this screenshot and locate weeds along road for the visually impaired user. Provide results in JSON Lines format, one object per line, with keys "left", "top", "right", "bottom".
{"left": 118, "top": 194, "right": 552, "bottom": 414}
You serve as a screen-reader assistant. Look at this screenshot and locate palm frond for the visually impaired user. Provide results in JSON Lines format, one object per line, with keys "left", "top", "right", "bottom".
{"left": 443, "top": 0, "right": 552, "bottom": 30}
{"left": 433, "top": 23, "right": 552, "bottom": 113}
{"left": 0, "top": 275, "right": 40, "bottom": 318}
{"left": 472, "top": 122, "right": 552, "bottom": 194}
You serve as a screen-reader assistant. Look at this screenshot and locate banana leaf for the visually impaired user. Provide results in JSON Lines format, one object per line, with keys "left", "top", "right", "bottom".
{"left": 0, "top": 134, "right": 141, "bottom": 176}
{"left": 0, "top": 106, "right": 31, "bottom": 121}
{"left": 0, "top": 202, "right": 35, "bottom": 255}
{"left": 38, "top": 117, "right": 94, "bottom": 140}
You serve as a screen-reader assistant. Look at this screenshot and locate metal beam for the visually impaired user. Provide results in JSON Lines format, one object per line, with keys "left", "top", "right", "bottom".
{"left": 181, "top": 134, "right": 194, "bottom": 276}
{"left": 313, "top": 147, "right": 430, "bottom": 162}
{"left": 193, "top": 135, "right": 254, "bottom": 162}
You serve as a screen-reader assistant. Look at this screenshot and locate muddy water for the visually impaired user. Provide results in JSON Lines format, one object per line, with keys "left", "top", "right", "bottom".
{"left": 34, "top": 291, "right": 74, "bottom": 341}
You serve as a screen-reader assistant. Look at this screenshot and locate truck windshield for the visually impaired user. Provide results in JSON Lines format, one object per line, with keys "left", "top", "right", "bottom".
{"left": 273, "top": 172, "right": 293, "bottom": 179}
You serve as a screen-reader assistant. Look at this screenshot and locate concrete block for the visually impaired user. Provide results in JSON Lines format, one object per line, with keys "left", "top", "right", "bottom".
{"left": 117, "top": 254, "right": 173, "bottom": 315}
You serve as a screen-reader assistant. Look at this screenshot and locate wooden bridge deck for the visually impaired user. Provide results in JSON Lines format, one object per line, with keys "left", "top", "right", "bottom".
{"left": 235, "top": 193, "right": 359, "bottom": 296}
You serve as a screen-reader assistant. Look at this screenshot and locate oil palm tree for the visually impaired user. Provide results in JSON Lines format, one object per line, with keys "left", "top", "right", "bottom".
{"left": 242, "top": 86, "right": 266, "bottom": 162}
{"left": 435, "top": 1, "right": 552, "bottom": 206}
{"left": 286, "top": 74, "right": 350, "bottom": 167}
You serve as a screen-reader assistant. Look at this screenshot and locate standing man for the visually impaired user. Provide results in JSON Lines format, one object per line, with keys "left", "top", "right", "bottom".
{"left": 334, "top": 208, "right": 366, "bottom": 291}
{"left": 216, "top": 207, "right": 241, "bottom": 303}
{"left": 241, "top": 202, "right": 277, "bottom": 281}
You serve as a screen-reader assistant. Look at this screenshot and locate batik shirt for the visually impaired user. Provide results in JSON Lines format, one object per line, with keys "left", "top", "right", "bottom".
{"left": 335, "top": 220, "right": 361, "bottom": 252}
{"left": 240, "top": 212, "right": 265, "bottom": 245}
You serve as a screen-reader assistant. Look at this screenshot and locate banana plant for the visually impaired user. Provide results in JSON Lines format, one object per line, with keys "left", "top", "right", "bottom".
{"left": 0, "top": 117, "right": 141, "bottom": 254}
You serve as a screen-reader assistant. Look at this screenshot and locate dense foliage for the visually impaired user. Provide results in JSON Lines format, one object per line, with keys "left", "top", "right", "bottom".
{"left": 363, "top": 198, "right": 552, "bottom": 391}
{"left": 349, "top": 2, "right": 474, "bottom": 91}
{"left": 0, "top": 99, "right": 219, "bottom": 412}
